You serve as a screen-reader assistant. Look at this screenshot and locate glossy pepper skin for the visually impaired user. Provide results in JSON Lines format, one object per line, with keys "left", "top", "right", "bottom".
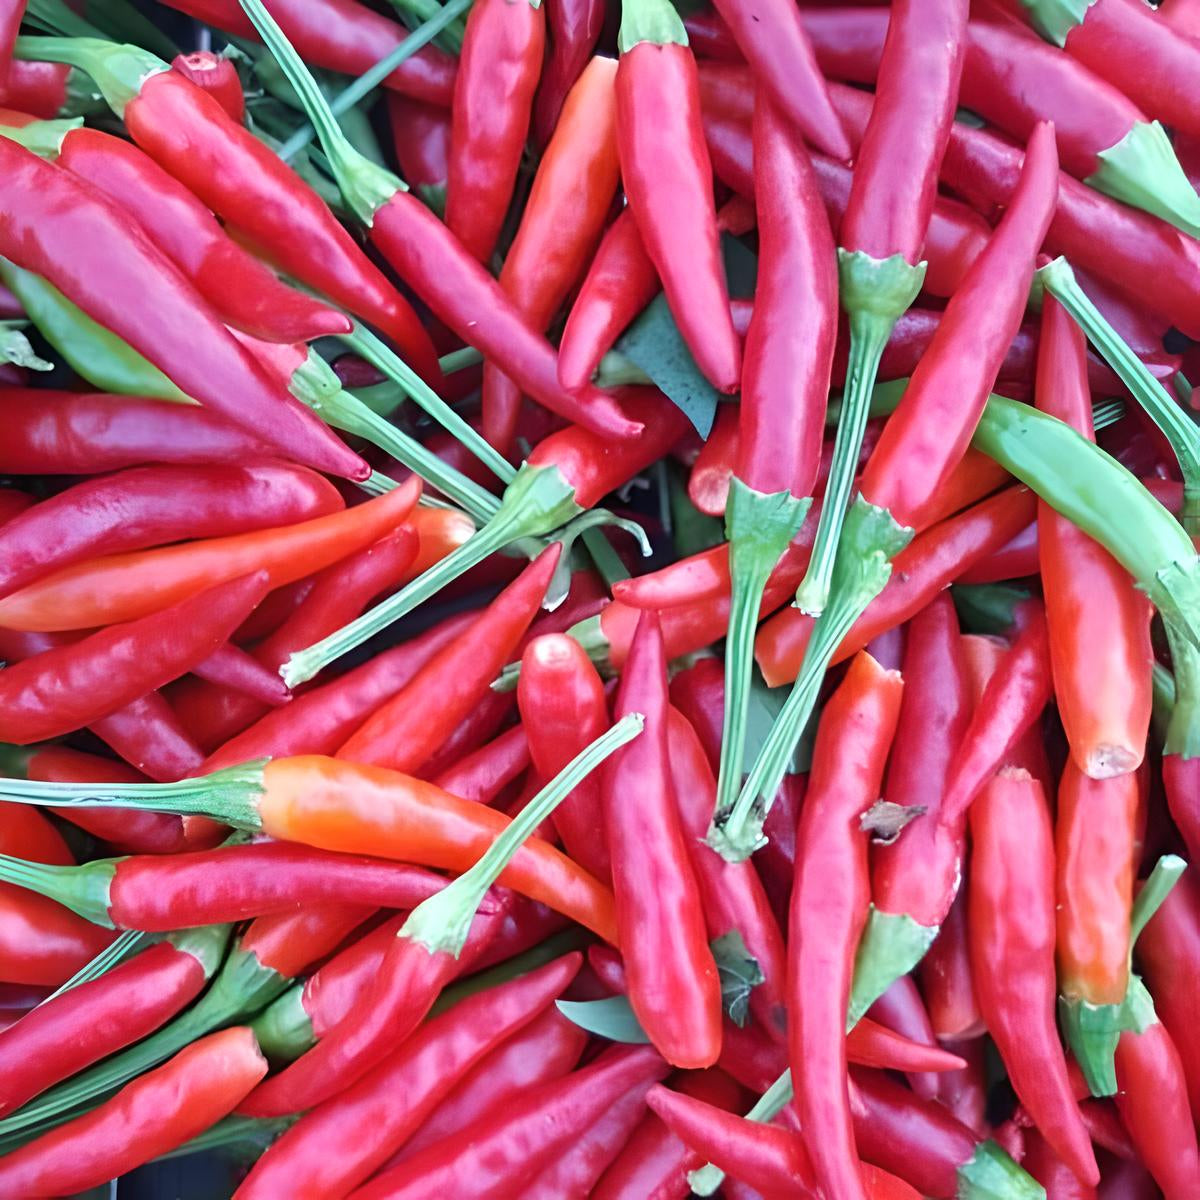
{"left": 0, "top": 1027, "right": 268, "bottom": 1195}
{"left": 445, "top": 0, "right": 544, "bottom": 263}
{"left": 789, "top": 651, "right": 904, "bottom": 1200}
{"left": 0, "top": 571, "right": 271, "bottom": 744}
{"left": 0, "top": 476, "right": 420, "bottom": 633}
{"left": 532, "top": 0, "right": 604, "bottom": 149}
{"left": 236, "top": 954, "right": 583, "bottom": 1199}
{"left": 603, "top": 612, "right": 722, "bottom": 1068}
{"left": 1036, "top": 296, "right": 1153, "bottom": 777}
{"left": 858, "top": 122, "right": 1058, "bottom": 531}
{"left": 386, "top": 94, "right": 449, "bottom": 213}
{"left": 170, "top": 51, "right": 244, "bottom": 122}
{"left": 52, "top": 125, "right": 344, "bottom": 344}
{"left": 482, "top": 55, "right": 621, "bottom": 454}
{"left": 0, "top": 60, "right": 74, "bottom": 118}
{"left": 0, "top": 136, "right": 366, "bottom": 479}
{"left": 968, "top": 768, "right": 1099, "bottom": 1185}
{"left": 0, "top": 462, "right": 341, "bottom": 601}
{"left": 615, "top": 0, "right": 741, "bottom": 394}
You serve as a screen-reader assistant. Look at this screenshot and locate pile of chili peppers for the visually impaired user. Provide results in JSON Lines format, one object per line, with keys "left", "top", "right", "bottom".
{"left": 4, "top": 0, "right": 1200, "bottom": 1195}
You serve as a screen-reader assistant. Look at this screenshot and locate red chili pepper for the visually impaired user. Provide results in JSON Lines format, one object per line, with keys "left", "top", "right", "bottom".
{"left": 346, "top": 1046, "right": 667, "bottom": 1200}
{"left": 1022, "top": 1128, "right": 1098, "bottom": 1200}
{"left": 0, "top": 135, "right": 366, "bottom": 478}
{"left": 789, "top": 651, "right": 903, "bottom": 1200}
{"left": 0, "top": 924, "right": 227, "bottom": 1116}
{"left": 0, "top": 462, "right": 341, "bottom": 601}
{"left": 0, "top": 1026, "right": 268, "bottom": 1195}
{"left": 237, "top": 954, "right": 583, "bottom": 1198}
{"left": 386, "top": 93, "right": 449, "bottom": 211}
{"left": 338, "top": 546, "right": 560, "bottom": 771}
{"left": 170, "top": 50, "right": 243, "bottom": 123}
{"left": 0, "top": 0, "right": 18, "bottom": 89}
{"left": 190, "top": 641, "right": 291, "bottom": 708}
{"left": 604, "top": 612, "right": 721, "bottom": 1069}
{"left": 969, "top": 767, "right": 1099, "bottom": 1184}
{"left": 615, "top": 0, "right": 741, "bottom": 393}
{"left": 868, "top": 975, "right": 949, "bottom": 1102}
{"left": 445, "top": 0, "right": 544, "bottom": 263}
{"left": 22, "top": 747, "right": 187, "bottom": 854}
{"left": 0, "top": 388, "right": 282, "bottom": 474}
{"left": 482, "top": 55, "right": 621, "bottom": 453}
{"left": 0, "top": 59, "right": 73, "bottom": 118}
{"left": 857, "top": 122, "right": 1058, "bottom": 531}
{"left": 155, "top": 0, "right": 456, "bottom": 106}
{"left": 0, "top": 841, "right": 447, "bottom": 931}
{"left": 933, "top": 1036, "right": 988, "bottom": 1136}
{"left": 0, "top": 571, "right": 270, "bottom": 744}
{"left": 518, "top": 632, "right": 611, "bottom": 881}
{"left": 431, "top": 725, "right": 530, "bottom": 808}
{"left": 1036, "top": 296, "right": 1153, "bottom": 776}
{"left": 0, "top": 476, "right": 420, "bottom": 633}
{"left": 240, "top": 902, "right": 376, "bottom": 985}
{"left": 532, "top": 0, "right": 604, "bottom": 150}
{"left": 557, "top": 208, "right": 660, "bottom": 393}
{"left": 919, "top": 889, "right": 984, "bottom": 1044}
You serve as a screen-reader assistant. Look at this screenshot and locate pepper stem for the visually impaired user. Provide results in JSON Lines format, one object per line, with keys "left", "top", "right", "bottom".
{"left": 238, "top": 0, "right": 403, "bottom": 226}
{"left": 796, "top": 250, "right": 925, "bottom": 617}
{"left": 1129, "top": 854, "right": 1187, "bottom": 951}
{"left": 339, "top": 325, "right": 516, "bottom": 487}
{"left": 708, "top": 497, "right": 911, "bottom": 862}
{"left": 12, "top": 35, "right": 165, "bottom": 116}
{"left": 251, "top": 986, "right": 314, "bottom": 1064}
{"left": 713, "top": 480, "right": 810, "bottom": 836}
{"left": 957, "top": 1140, "right": 1045, "bottom": 1200}
{"left": 1164, "top": 633, "right": 1200, "bottom": 758}
{"left": 848, "top": 907, "right": 938, "bottom": 1028}
{"left": 617, "top": 0, "right": 688, "bottom": 53}
{"left": 1059, "top": 997, "right": 1122, "bottom": 1097}
{"left": 282, "top": 463, "right": 583, "bottom": 686}
{"left": 0, "top": 116, "right": 81, "bottom": 158}
{"left": 400, "top": 712, "right": 644, "bottom": 956}
{"left": 1039, "top": 256, "right": 1200, "bottom": 531}
{"left": 0, "top": 855, "right": 116, "bottom": 927}
{"left": 0, "top": 761, "right": 268, "bottom": 831}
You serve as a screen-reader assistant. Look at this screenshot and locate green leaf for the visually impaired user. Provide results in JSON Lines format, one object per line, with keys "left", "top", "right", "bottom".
{"left": 742, "top": 666, "right": 812, "bottom": 776}
{"left": 711, "top": 930, "right": 764, "bottom": 1028}
{"left": 614, "top": 293, "right": 720, "bottom": 438}
{"left": 556, "top": 995, "right": 651, "bottom": 1044}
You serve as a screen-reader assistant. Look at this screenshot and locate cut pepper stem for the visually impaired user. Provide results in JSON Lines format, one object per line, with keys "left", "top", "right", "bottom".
{"left": 402, "top": 712, "right": 643, "bottom": 957}
{"left": 713, "top": 480, "right": 810, "bottom": 833}
{"left": 1039, "top": 256, "right": 1200, "bottom": 531}
{"left": 282, "top": 463, "right": 583, "bottom": 687}
{"left": 339, "top": 324, "right": 516, "bottom": 486}
{"left": 709, "top": 497, "right": 910, "bottom": 863}
{"left": 12, "top": 35, "right": 166, "bottom": 116}
{"left": 795, "top": 250, "right": 925, "bottom": 617}
{"left": 1129, "top": 854, "right": 1188, "bottom": 950}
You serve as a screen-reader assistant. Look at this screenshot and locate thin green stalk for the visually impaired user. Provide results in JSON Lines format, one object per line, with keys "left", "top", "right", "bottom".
{"left": 439, "top": 345, "right": 484, "bottom": 374}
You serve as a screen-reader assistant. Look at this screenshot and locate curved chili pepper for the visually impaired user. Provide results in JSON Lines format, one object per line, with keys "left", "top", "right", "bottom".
{"left": 192, "top": 641, "right": 291, "bottom": 708}
{"left": 237, "top": 954, "right": 582, "bottom": 1198}
{"left": 386, "top": 92, "right": 448, "bottom": 211}
{"left": 171, "top": 50, "right": 243, "bottom": 123}
{"left": 804, "top": 6, "right": 1200, "bottom": 236}
{"left": 615, "top": 0, "right": 740, "bottom": 393}
{"left": 868, "top": 976, "right": 946, "bottom": 1101}
{"left": 241, "top": 903, "right": 375, "bottom": 984}
{"left": 1036, "top": 296, "right": 1153, "bottom": 776}
{"left": 0, "top": 476, "right": 420, "bottom": 633}
{"left": 345, "top": 1045, "right": 666, "bottom": 1200}
{"left": 518, "top": 632, "right": 610, "bottom": 881}
{"left": 432, "top": 725, "right": 532, "bottom": 809}
{"left": 0, "top": 571, "right": 271, "bottom": 744}
{"left": 338, "top": 546, "right": 560, "bottom": 771}
{"left": 920, "top": 889, "right": 984, "bottom": 1045}
{"left": 1021, "top": 1128, "right": 1097, "bottom": 1200}
{"left": 604, "top": 612, "right": 721, "bottom": 1069}
{"left": 0, "top": 133, "right": 364, "bottom": 479}
{"left": 557, "top": 209, "right": 660, "bottom": 393}
{"left": 445, "top": 0, "right": 544, "bottom": 263}
{"left": 709, "top": 90, "right": 836, "bottom": 834}
{"left": 0, "top": 462, "right": 341, "bottom": 601}
{"left": 789, "top": 651, "right": 903, "bottom": 1200}
{"left": 0, "top": 1026, "right": 267, "bottom": 1195}
{"left": 0, "top": 924, "right": 227, "bottom": 1116}
{"left": 239, "top": 718, "right": 638, "bottom": 1118}
{"left": 483, "top": 54, "right": 621, "bottom": 453}
{"left": 969, "top": 767, "right": 1099, "bottom": 1184}
{"left": 532, "top": 0, "right": 604, "bottom": 150}
{"left": 797, "top": 0, "right": 966, "bottom": 616}
{"left": 0, "top": 841, "right": 447, "bottom": 931}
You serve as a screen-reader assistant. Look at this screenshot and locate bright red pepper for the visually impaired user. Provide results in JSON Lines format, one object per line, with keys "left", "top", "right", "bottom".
{"left": 170, "top": 50, "right": 244, "bottom": 123}
{"left": 532, "top": 0, "right": 604, "bottom": 149}
{"left": 431, "top": 725, "right": 530, "bottom": 808}
{"left": 0, "top": 1026, "right": 268, "bottom": 1195}
{"left": 386, "top": 93, "right": 449, "bottom": 213}
{"left": 604, "top": 612, "right": 721, "bottom": 1069}
{"left": 615, "top": 0, "right": 741, "bottom": 393}
{"left": 868, "top": 976, "right": 945, "bottom": 1101}
{"left": 789, "top": 651, "right": 903, "bottom": 1200}
{"left": 969, "top": 768, "right": 1099, "bottom": 1185}
{"left": 0, "top": 59, "right": 74, "bottom": 118}
{"left": 482, "top": 55, "right": 621, "bottom": 454}
{"left": 919, "top": 887, "right": 984, "bottom": 1044}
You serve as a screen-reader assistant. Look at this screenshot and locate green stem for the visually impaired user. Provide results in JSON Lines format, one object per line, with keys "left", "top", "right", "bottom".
{"left": 339, "top": 324, "right": 515, "bottom": 486}
{"left": 617, "top": 0, "right": 688, "bottom": 52}
{"left": 1129, "top": 854, "right": 1187, "bottom": 951}
{"left": 23, "top": 0, "right": 104, "bottom": 41}
{"left": 13, "top": 35, "right": 165, "bottom": 116}
{"left": 41, "top": 929, "right": 149, "bottom": 1005}
{"left": 0, "top": 855, "right": 116, "bottom": 927}
{"left": 156, "top": 1114, "right": 296, "bottom": 1163}
{"left": 282, "top": 463, "right": 582, "bottom": 686}
{"left": 401, "top": 713, "right": 643, "bottom": 955}
{"left": 278, "top": 0, "right": 472, "bottom": 162}
{"left": 251, "top": 985, "right": 313, "bottom": 1063}
{"left": 580, "top": 527, "right": 631, "bottom": 591}
{"left": 712, "top": 481, "right": 810, "bottom": 840}
{"left": 1164, "top": 634, "right": 1200, "bottom": 758}
{"left": 796, "top": 250, "right": 925, "bottom": 617}
{"left": 389, "top": 0, "right": 467, "bottom": 53}
{"left": 1039, "top": 256, "right": 1200, "bottom": 531}
{"left": 439, "top": 345, "right": 483, "bottom": 374}
{"left": 958, "top": 1140, "right": 1046, "bottom": 1200}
